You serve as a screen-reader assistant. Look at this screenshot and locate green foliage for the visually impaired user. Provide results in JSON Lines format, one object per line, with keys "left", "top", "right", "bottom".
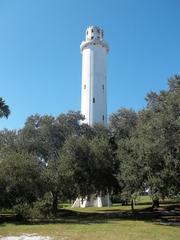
{"left": 0, "top": 151, "right": 45, "bottom": 208}
{"left": 0, "top": 76, "right": 180, "bottom": 216}
{"left": 30, "top": 194, "right": 53, "bottom": 219}
{"left": 61, "top": 133, "right": 119, "bottom": 198}
{"left": 138, "top": 75, "right": 180, "bottom": 199}
{"left": 0, "top": 129, "right": 17, "bottom": 152}
{"left": 110, "top": 75, "right": 180, "bottom": 208}
{"left": 13, "top": 202, "right": 32, "bottom": 221}
{"left": 13, "top": 194, "right": 53, "bottom": 220}
{"left": 0, "top": 97, "right": 10, "bottom": 118}
{"left": 18, "top": 114, "right": 64, "bottom": 161}
{"left": 109, "top": 108, "right": 137, "bottom": 140}
{"left": 62, "top": 136, "right": 95, "bottom": 196}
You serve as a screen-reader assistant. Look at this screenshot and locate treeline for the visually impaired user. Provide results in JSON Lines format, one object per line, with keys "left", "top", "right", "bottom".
{"left": 0, "top": 75, "right": 180, "bottom": 219}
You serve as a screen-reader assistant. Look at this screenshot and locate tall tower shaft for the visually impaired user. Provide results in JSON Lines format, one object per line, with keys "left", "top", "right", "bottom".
{"left": 80, "top": 26, "right": 109, "bottom": 126}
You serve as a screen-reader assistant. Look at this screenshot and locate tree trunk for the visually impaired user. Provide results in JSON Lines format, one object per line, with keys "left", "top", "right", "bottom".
{"left": 152, "top": 199, "right": 159, "bottom": 208}
{"left": 52, "top": 192, "right": 58, "bottom": 216}
{"left": 131, "top": 199, "right": 134, "bottom": 211}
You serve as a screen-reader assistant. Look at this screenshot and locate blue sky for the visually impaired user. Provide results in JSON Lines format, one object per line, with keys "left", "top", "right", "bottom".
{"left": 0, "top": 0, "right": 180, "bottom": 130}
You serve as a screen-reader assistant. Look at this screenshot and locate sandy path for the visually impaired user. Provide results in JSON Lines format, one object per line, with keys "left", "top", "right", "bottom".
{"left": 0, "top": 234, "right": 51, "bottom": 240}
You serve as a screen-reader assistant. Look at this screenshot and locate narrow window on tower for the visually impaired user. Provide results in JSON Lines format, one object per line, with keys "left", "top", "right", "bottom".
{"left": 84, "top": 84, "right": 86, "bottom": 90}
{"left": 102, "top": 84, "right": 104, "bottom": 90}
{"left": 93, "top": 97, "right": 95, "bottom": 103}
{"left": 91, "top": 36, "right": 94, "bottom": 40}
{"left": 91, "top": 29, "right": 94, "bottom": 33}
{"left": 102, "top": 115, "right": 105, "bottom": 121}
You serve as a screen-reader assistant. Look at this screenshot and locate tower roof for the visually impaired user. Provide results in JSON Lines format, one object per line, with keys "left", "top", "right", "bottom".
{"left": 86, "top": 26, "right": 104, "bottom": 41}
{"left": 80, "top": 26, "right": 109, "bottom": 53}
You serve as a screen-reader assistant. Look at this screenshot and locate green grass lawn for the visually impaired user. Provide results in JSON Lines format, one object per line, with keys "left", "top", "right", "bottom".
{"left": 1, "top": 197, "right": 180, "bottom": 240}
{"left": 0, "top": 220, "right": 180, "bottom": 240}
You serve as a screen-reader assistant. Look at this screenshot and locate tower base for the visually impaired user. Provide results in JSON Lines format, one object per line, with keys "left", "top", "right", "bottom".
{"left": 71, "top": 194, "right": 112, "bottom": 208}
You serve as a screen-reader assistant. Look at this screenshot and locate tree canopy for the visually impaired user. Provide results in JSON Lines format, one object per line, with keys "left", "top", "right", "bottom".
{"left": 0, "top": 97, "right": 10, "bottom": 118}
{"left": 0, "top": 75, "right": 180, "bottom": 217}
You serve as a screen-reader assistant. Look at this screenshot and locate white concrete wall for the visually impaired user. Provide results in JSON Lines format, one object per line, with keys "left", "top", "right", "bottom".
{"left": 80, "top": 26, "right": 108, "bottom": 126}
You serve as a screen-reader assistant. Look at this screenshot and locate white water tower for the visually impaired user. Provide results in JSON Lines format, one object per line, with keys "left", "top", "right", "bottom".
{"left": 80, "top": 26, "right": 109, "bottom": 126}
{"left": 72, "top": 26, "right": 111, "bottom": 208}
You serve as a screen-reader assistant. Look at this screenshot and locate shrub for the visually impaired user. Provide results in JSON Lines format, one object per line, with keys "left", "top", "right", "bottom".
{"left": 31, "top": 194, "right": 53, "bottom": 219}
{"left": 13, "top": 194, "right": 53, "bottom": 221}
{"left": 13, "top": 202, "right": 32, "bottom": 221}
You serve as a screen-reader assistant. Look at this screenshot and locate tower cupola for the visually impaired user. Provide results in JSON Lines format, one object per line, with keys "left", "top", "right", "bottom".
{"left": 86, "top": 26, "right": 104, "bottom": 41}
{"left": 80, "top": 26, "right": 109, "bottom": 53}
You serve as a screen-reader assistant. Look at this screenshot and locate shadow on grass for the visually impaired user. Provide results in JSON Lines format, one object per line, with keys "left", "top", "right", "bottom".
{"left": 0, "top": 204, "right": 180, "bottom": 227}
